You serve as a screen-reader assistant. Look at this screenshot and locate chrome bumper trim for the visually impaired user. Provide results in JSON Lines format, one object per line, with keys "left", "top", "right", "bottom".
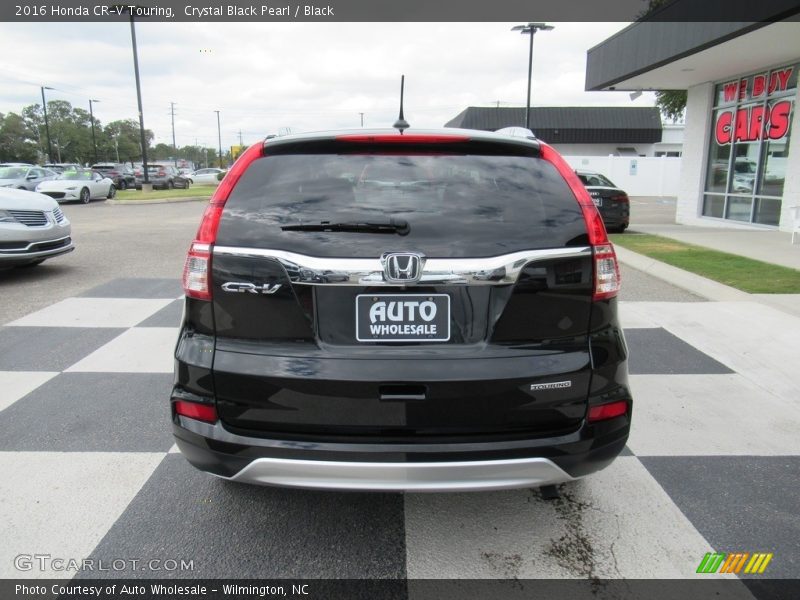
{"left": 212, "top": 246, "right": 592, "bottom": 286}
{"left": 223, "top": 455, "right": 575, "bottom": 492}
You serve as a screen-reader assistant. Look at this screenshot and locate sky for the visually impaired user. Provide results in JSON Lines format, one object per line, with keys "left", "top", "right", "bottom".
{"left": 0, "top": 21, "right": 656, "bottom": 152}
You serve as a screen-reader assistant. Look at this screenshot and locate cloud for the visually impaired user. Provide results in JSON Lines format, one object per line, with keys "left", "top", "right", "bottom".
{"left": 0, "top": 21, "right": 655, "bottom": 150}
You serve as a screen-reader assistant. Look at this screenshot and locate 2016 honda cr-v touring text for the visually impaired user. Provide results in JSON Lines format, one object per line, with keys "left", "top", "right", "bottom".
{"left": 171, "top": 128, "right": 632, "bottom": 491}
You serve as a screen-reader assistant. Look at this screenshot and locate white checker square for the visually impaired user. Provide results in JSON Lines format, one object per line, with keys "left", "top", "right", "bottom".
{"left": 0, "top": 372, "right": 59, "bottom": 412}
{"left": 7, "top": 298, "right": 174, "bottom": 328}
{"left": 66, "top": 327, "right": 178, "bottom": 373}
{"left": 628, "top": 374, "right": 800, "bottom": 456}
{"left": 0, "top": 451, "right": 165, "bottom": 579}
{"left": 404, "top": 457, "right": 741, "bottom": 580}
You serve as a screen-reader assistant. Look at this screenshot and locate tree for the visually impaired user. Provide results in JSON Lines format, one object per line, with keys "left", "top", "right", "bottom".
{"left": 0, "top": 112, "right": 40, "bottom": 162}
{"left": 102, "top": 119, "right": 154, "bottom": 165}
{"left": 655, "top": 90, "right": 687, "bottom": 123}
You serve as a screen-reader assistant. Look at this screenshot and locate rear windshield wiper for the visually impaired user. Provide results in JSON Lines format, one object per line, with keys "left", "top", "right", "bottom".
{"left": 281, "top": 219, "right": 410, "bottom": 235}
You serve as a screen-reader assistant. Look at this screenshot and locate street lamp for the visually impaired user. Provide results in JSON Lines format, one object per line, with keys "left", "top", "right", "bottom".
{"left": 214, "top": 110, "right": 223, "bottom": 168}
{"left": 40, "top": 86, "right": 54, "bottom": 163}
{"left": 89, "top": 99, "right": 100, "bottom": 164}
{"left": 511, "top": 22, "right": 554, "bottom": 129}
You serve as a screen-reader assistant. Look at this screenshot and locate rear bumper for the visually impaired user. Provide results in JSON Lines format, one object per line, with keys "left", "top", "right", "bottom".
{"left": 173, "top": 413, "right": 629, "bottom": 492}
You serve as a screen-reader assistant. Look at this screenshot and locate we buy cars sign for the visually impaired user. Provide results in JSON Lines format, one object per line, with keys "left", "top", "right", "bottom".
{"left": 714, "top": 65, "right": 795, "bottom": 145}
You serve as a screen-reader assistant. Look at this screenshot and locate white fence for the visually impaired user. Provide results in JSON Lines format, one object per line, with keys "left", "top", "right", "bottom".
{"left": 562, "top": 155, "right": 682, "bottom": 197}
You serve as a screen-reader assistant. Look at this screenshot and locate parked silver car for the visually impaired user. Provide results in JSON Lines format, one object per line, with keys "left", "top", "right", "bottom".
{"left": 0, "top": 188, "right": 74, "bottom": 268}
{"left": 0, "top": 166, "right": 58, "bottom": 191}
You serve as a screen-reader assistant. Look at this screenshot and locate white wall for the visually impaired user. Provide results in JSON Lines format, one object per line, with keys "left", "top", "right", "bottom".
{"left": 676, "top": 83, "right": 715, "bottom": 226}
{"left": 550, "top": 143, "right": 656, "bottom": 157}
{"left": 563, "top": 155, "right": 682, "bottom": 197}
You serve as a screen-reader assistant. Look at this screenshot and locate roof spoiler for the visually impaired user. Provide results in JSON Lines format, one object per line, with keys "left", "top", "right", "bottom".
{"left": 495, "top": 126, "right": 537, "bottom": 140}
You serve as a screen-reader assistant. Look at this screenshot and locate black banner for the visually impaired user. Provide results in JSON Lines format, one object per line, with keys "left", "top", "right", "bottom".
{"left": 1, "top": 0, "right": 800, "bottom": 22}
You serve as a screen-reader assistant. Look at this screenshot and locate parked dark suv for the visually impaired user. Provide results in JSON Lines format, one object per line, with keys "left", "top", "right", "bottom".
{"left": 91, "top": 163, "right": 135, "bottom": 190}
{"left": 134, "top": 164, "right": 190, "bottom": 190}
{"left": 172, "top": 129, "right": 631, "bottom": 491}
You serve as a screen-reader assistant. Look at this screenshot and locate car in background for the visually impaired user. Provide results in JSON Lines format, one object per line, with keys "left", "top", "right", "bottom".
{"left": 172, "top": 129, "right": 630, "bottom": 491}
{"left": 43, "top": 163, "right": 82, "bottom": 174}
{"left": 0, "top": 166, "right": 58, "bottom": 191}
{"left": 91, "top": 163, "right": 136, "bottom": 190}
{"left": 0, "top": 162, "right": 34, "bottom": 168}
{"left": 36, "top": 169, "right": 115, "bottom": 203}
{"left": 0, "top": 187, "right": 73, "bottom": 268}
{"left": 575, "top": 170, "right": 630, "bottom": 233}
{"left": 183, "top": 167, "right": 224, "bottom": 186}
{"left": 134, "top": 164, "right": 190, "bottom": 190}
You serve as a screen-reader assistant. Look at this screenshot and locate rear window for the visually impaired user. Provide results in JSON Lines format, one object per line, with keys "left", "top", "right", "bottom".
{"left": 219, "top": 153, "right": 588, "bottom": 257}
{"left": 578, "top": 173, "right": 616, "bottom": 188}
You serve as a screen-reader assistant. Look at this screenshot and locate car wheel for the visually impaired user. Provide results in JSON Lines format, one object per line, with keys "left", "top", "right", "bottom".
{"left": 118, "top": 179, "right": 127, "bottom": 191}
{"left": 167, "top": 180, "right": 175, "bottom": 190}
{"left": 80, "top": 188, "right": 91, "bottom": 203}
{"left": 183, "top": 180, "right": 191, "bottom": 189}
{"left": 107, "top": 185, "right": 116, "bottom": 199}
{"left": 17, "top": 186, "right": 26, "bottom": 190}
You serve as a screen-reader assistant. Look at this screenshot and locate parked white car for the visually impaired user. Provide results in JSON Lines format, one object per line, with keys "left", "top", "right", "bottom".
{"left": 35, "top": 169, "right": 116, "bottom": 203}
{"left": 0, "top": 187, "right": 73, "bottom": 268}
{"left": 186, "top": 168, "right": 225, "bottom": 186}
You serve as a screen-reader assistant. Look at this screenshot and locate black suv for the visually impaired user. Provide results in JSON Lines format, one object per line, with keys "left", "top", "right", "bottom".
{"left": 91, "top": 163, "right": 135, "bottom": 190}
{"left": 172, "top": 129, "right": 631, "bottom": 491}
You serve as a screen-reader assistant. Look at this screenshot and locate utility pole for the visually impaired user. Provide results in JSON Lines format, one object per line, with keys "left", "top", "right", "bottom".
{"left": 170, "top": 102, "right": 177, "bottom": 166}
{"left": 511, "top": 23, "right": 554, "bottom": 129}
{"left": 237, "top": 129, "right": 243, "bottom": 146}
{"left": 359, "top": 112, "right": 364, "bottom": 127}
{"left": 214, "top": 110, "right": 223, "bottom": 168}
{"left": 89, "top": 99, "right": 100, "bottom": 164}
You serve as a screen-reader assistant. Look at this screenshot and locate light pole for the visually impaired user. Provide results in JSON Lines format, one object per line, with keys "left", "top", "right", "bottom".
{"left": 89, "top": 99, "right": 100, "bottom": 164}
{"left": 214, "top": 110, "right": 223, "bottom": 168}
{"left": 511, "top": 22, "right": 554, "bottom": 129}
{"left": 40, "top": 86, "right": 54, "bottom": 163}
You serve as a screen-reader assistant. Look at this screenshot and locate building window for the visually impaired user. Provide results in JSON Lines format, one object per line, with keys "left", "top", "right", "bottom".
{"left": 702, "top": 63, "right": 796, "bottom": 225}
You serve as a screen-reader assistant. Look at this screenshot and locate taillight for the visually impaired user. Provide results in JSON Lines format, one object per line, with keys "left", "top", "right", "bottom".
{"left": 157, "top": 170, "right": 166, "bottom": 177}
{"left": 539, "top": 143, "right": 621, "bottom": 301}
{"left": 174, "top": 399, "right": 218, "bottom": 423}
{"left": 610, "top": 194, "right": 629, "bottom": 203}
{"left": 588, "top": 400, "right": 628, "bottom": 423}
{"left": 181, "top": 142, "right": 265, "bottom": 301}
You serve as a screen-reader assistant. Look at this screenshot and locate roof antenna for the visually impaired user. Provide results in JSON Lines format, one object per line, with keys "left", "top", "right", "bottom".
{"left": 393, "top": 75, "right": 409, "bottom": 133}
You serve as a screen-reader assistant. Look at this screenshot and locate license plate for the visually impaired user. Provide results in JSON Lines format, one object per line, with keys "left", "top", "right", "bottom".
{"left": 592, "top": 197, "right": 603, "bottom": 207}
{"left": 356, "top": 294, "right": 450, "bottom": 342}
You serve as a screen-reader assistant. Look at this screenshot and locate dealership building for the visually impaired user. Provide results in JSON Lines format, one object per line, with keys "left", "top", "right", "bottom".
{"left": 586, "top": 16, "right": 800, "bottom": 231}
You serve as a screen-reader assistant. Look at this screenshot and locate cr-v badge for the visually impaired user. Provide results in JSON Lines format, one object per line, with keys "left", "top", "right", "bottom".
{"left": 221, "top": 282, "right": 282, "bottom": 294}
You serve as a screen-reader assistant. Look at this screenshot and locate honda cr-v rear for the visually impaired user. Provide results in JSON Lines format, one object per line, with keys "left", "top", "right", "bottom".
{"left": 171, "top": 128, "right": 632, "bottom": 491}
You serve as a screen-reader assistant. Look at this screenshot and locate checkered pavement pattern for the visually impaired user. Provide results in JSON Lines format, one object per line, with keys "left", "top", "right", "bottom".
{"left": 1, "top": 278, "right": 797, "bottom": 584}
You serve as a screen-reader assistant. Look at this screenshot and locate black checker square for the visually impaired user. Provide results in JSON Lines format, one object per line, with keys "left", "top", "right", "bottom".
{"left": 81, "top": 454, "right": 407, "bottom": 579}
{"left": 0, "top": 372, "right": 173, "bottom": 452}
{"left": 0, "top": 326, "right": 125, "bottom": 372}
{"left": 79, "top": 278, "right": 182, "bottom": 299}
{"left": 640, "top": 456, "right": 800, "bottom": 580}
{"left": 624, "top": 328, "right": 733, "bottom": 375}
{"left": 136, "top": 299, "right": 184, "bottom": 327}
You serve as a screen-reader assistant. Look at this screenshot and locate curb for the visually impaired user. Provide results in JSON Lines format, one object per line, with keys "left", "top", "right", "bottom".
{"left": 614, "top": 246, "right": 751, "bottom": 302}
{"left": 105, "top": 196, "right": 210, "bottom": 206}
{"left": 617, "top": 245, "right": 800, "bottom": 318}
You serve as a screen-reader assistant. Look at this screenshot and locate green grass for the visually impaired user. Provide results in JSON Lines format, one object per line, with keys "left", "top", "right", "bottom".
{"left": 115, "top": 187, "right": 212, "bottom": 201}
{"left": 610, "top": 233, "right": 800, "bottom": 294}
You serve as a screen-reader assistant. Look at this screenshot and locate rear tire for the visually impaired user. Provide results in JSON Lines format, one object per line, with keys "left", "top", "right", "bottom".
{"left": 167, "top": 180, "right": 175, "bottom": 190}
{"left": 118, "top": 179, "right": 127, "bottom": 191}
{"left": 80, "top": 188, "right": 91, "bottom": 203}
{"left": 107, "top": 185, "right": 116, "bottom": 199}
